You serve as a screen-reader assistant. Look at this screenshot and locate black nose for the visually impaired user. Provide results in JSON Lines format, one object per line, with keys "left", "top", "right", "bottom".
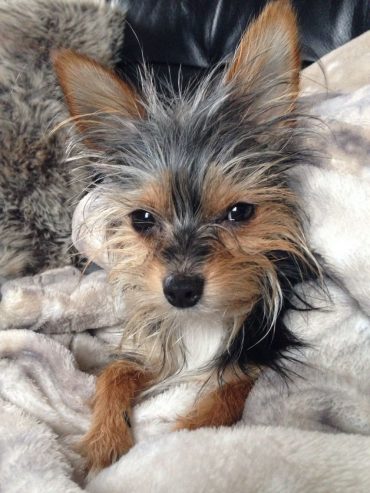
{"left": 163, "top": 274, "right": 204, "bottom": 309}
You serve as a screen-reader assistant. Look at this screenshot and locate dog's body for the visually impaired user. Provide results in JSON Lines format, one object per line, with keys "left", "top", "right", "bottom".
{"left": 54, "top": 0, "right": 318, "bottom": 471}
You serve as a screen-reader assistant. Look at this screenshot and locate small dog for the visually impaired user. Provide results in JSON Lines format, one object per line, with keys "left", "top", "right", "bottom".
{"left": 54, "top": 0, "right": 318, "bottom": 471}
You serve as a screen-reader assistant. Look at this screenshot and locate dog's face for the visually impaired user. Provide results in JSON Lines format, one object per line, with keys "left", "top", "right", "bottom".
{"left": 55, "top": 1, "right": 313, "bottom": 343}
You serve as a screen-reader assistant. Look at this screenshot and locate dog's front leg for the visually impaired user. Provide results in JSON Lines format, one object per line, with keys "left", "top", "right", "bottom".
{"left": 80, "top": 360, "right": 151, "bottom": 471}
{"left": 175, "top": 377, "right": 253, "bottom": 431}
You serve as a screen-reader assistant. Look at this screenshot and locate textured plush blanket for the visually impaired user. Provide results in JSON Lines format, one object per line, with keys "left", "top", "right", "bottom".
{"left": 1, "top": 28, "right": 370, "bottom": 493}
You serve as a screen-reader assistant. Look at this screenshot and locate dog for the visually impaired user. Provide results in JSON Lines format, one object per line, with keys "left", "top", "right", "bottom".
{"left": 54, "top": 0, "right": 318, "bottom": 471}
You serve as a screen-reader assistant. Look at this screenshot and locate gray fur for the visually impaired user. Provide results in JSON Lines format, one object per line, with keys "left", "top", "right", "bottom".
{"left": 0, "top": 0, "right": 126, "bottom": 278}
{"left": 75, "top": 71, "right": 312, "bottom": 190}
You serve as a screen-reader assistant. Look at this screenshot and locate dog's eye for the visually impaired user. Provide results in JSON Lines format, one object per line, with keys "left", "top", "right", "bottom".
{"left": 130, "top": 209, "right": 156, "bottom": 233}
{"left": 225, "top": 202, "right": 255, "bottom": 223}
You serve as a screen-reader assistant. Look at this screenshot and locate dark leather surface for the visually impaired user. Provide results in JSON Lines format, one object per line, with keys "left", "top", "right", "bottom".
{"left": 116, "top": 0, "right": 370, "bottom": 89}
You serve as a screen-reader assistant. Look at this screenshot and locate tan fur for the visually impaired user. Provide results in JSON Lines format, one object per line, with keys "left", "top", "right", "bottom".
{"left": 201, "top": 164, "right": 312, "bottom": 341}
{"left": 175, "top": 377, "right": 253, "bottom": 430}
{"left": 80, "top": 361, "right": 151, "bottom": 471}
{"left": 135, "top": 174, "right": 173, "bottom": 219}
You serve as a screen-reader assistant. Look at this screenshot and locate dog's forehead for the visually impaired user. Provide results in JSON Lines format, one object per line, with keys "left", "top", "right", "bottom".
{"left": 136, "top": 167, "right": 202, "bottom": 218}
{"left": 115, "top": 95, "right": 295, "bottom": 219}
{"left": 136, "top": 163, "right": 248, "bottom": 223}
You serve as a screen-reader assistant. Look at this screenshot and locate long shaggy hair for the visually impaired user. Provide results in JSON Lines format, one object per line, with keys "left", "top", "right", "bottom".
{"left": 0, "top": 0, "right": 126, "bottom": 279}
{"left": 55, "top": 0, "right": 320, "bottom": 392}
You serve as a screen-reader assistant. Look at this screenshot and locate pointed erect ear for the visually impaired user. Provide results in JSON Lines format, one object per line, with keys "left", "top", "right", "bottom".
{"left": 53, "top": 50, "right": 144, "bottom": 138}
{"left": 225, "top": 0, "right": 300, "bottom": 122}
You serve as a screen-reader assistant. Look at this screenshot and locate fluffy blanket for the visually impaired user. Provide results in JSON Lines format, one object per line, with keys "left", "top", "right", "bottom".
{"left": 1, "top": 29, "right": 370, "bottom": 493}
{"left": 0, "top": 0, "right": 125, "bottom": 278}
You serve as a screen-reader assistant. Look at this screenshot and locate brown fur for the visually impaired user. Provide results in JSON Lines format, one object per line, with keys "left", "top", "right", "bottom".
{"left": 203, "top": 180, "right": 306, "bottom": 322}
{"left": 80, "top": 361, "right": 151, "bottom": 471}
{"left": 175, "top": 377, "right": 253, "bottom": 430}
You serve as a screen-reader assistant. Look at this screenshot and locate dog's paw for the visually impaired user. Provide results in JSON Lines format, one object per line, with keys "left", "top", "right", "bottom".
{"left": 79, "top": 410, "right": 134, "bottom": 471}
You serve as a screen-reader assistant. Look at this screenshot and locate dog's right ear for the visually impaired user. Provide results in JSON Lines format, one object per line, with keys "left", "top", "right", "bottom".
{"left": 224, "top": 0, "right": 300, "bottom": 124}
{"left": 53, "top": 50, "right": 144, "bottom": 142}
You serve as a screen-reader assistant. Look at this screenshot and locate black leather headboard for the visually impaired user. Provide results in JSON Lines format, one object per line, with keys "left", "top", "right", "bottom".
{"left": 116, "top": 0, "right": 370, "bottom": 89}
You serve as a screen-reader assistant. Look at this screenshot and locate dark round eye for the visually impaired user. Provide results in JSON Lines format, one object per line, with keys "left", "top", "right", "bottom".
{"left": 225, "top": 202, "right": 255, "bottom": 223}
{"left": 130, "top": 209, "right": 156, "bottom": 234}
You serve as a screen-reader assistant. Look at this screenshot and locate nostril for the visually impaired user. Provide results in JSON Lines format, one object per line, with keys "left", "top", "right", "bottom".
{"left": 163, "top": 274, "right": 204, "bottom": 309}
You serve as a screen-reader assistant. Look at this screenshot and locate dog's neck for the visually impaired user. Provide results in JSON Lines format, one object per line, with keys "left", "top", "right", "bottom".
{"left": 180, "top": 317, "right": 225, "bottom": 372}
{"left": 132, "top": 313, "right": 227, "bottom": 398}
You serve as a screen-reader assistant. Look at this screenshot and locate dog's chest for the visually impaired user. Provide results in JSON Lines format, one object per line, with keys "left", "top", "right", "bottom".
{"left": 179, "top": 318, "right": 225, "bottom": 372}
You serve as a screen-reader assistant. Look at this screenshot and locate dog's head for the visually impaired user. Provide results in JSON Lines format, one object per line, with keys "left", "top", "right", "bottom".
{"left": 54, "top": 0, "right": 317, "bottom": 369}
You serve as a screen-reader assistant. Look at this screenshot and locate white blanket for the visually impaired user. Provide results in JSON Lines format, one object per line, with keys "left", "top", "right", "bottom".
{"left": 1, "top": 33, "right": 370, "bottom": 493}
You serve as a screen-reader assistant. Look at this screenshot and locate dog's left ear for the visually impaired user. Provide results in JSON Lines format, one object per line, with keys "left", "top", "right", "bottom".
{"left": 225, "top": 0, "right": 300, "bottom": 122}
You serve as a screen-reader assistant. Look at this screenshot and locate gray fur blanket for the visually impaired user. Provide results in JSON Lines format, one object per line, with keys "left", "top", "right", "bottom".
{"left": 1, "top": 19, "right": 370, "bottom": 493}
{"left": 0, "top": 0, "right": 125, "bottom": 278}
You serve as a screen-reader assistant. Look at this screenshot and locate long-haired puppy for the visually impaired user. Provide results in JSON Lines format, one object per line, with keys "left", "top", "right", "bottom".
{"left": 54, "top": 0, "right": 318, "bottom": 471}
